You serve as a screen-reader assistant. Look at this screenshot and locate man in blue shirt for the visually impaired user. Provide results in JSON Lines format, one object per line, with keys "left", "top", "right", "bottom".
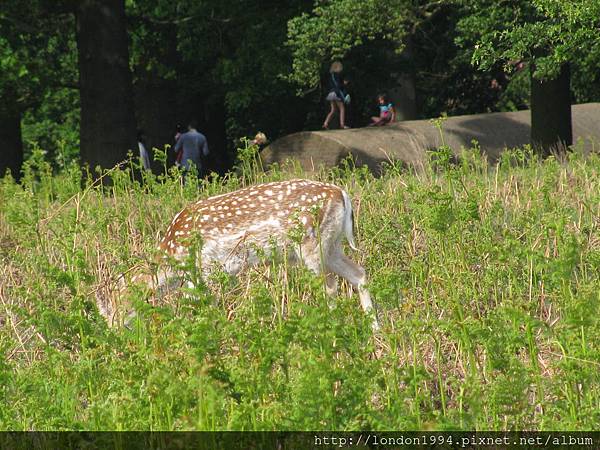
{"left": 174, "top": 121, "right": 209, "bottom": 172}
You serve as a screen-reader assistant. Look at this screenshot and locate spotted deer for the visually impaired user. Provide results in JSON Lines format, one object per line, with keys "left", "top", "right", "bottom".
{"left": 97, "top": 179, "right": 379, "bottom": 330}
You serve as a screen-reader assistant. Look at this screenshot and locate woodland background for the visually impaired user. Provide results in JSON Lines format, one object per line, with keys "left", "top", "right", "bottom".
{"left": 2, "top": 0, "right": 600, "bottom": 177}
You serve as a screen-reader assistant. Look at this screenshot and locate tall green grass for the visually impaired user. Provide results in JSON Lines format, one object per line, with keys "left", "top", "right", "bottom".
{"left": 0, "top": 141, "right": 598, "bottom": 430}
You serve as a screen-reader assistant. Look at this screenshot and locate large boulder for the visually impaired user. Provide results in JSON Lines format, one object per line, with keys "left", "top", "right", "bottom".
{"left": 261, "top": 103, "right": 600, "bottom": 173}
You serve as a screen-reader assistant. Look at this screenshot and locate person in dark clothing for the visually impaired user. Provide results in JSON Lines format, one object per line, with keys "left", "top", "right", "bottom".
{"left": 174, "top": 120, "right": 209, "bottom": 173}
{"left": 322, "top": 61, "right": 350, "bottom": 129}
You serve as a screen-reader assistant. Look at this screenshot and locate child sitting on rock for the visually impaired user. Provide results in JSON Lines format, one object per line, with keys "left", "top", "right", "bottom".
{"left": 369, "top": 94, "right": 396, "bottom": 126}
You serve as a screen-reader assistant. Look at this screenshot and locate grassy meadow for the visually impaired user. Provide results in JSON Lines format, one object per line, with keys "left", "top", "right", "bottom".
{"left": 0, "top": 142, "right": 599, "bottom": 430}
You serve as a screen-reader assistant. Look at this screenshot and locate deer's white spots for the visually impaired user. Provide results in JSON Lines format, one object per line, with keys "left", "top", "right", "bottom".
{"left": 101, "top": 179, "right": 378, "bottom": 332}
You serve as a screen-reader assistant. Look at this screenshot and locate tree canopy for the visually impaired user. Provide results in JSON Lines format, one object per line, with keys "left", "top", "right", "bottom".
{"left": 1, "top": 0, "right": 600, "bottom": 175}
{"left": 465, "top": 0, "right": 600, "bottom": 79}
{"left": 0, "top": 0, "right": 75, "bottom": 176}
{"left": 456, "top": 0, "right": 600, "bottom": 150}
{"left": 286, "top": 0, "right": 410, "bottom": 89}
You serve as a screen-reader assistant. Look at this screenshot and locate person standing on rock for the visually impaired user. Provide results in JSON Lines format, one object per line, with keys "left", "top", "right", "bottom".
{"left": 322, "top": 61, "right": 350, "bottom": 130}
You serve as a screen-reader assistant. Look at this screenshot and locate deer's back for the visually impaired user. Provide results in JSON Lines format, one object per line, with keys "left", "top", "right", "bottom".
{"left": 159, "top": 179, "right": 345, "bottom": 257}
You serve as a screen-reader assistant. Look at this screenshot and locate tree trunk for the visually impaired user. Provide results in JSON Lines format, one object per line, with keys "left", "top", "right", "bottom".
{"left": 202, "top": 96, "right": 228, "bottom": 174}
{"left": 530, "top": 63, "right": 572, "bottom": 156}
{"left": 391, "top": 73, "right": 419, "bottom": 121}
{"left": 75, "top": 0, "right": 136, "bottom": 171}
{"left": 0, "top": 109, "right": 23, "bottom": 180}
{"left": 134, "top": 77, "right": 178, "bottom": 170}
{"left": 391, "top": 39, "right": 419, "bottom": 121}
{"left": 133, "top": 25, "right": 180, "bottom": 171}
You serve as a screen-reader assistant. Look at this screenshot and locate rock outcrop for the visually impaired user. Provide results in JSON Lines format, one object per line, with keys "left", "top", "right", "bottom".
{"left": 261, "top": 103, "right": 600, "bottom": 173}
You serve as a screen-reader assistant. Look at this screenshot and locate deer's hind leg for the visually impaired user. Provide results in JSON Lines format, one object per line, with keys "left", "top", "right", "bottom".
{"left": 326, "top": 250, "right": 379, "bottom": 330}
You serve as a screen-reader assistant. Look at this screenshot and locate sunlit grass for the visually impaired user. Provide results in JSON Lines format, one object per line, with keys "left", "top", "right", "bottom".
{"left": 0, "top": 141, "right": 598, "bottom": 430}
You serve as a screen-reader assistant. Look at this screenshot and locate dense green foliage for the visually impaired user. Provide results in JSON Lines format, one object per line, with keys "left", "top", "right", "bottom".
{"left": 457, "top": 0, "right": 600, "bottom": 104}
{"left": 3, "top": 0, "right": 600, "bottom": 172}
{"left": 126, "top": 0, "right": 312, "bottom": 158}
{"left": 1, "top": 138, "right": 599, "bottom": 430}
{"left": 21, "top": 88, "right": 80, "bottom": 168}
{"left": 0, "top": 1, "right": 75, "bottom": 132}
{"left": 286, "top": 0, "right": 408, "bottom": 89}
{"left": 466, "top": 0, "right": 600, "bottom": 78}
